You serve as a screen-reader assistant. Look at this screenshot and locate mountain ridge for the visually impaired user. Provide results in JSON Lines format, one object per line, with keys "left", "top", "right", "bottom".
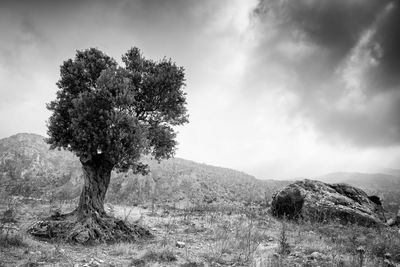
{"left": 0, "top": 133, "right": 290, "bottom": 206}
{"left": 1, "top": 133, "right": 399, "bottom": 212}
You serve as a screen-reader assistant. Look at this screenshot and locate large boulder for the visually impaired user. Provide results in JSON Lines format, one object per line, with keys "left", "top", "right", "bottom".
{"left": 271, "top": 179, "right": 385, "bottom": 226}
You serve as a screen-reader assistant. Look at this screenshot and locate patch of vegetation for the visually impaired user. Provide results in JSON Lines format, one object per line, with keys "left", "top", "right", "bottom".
{"left": 1, "top": 198, "right": 400, "bottom": 267}
{"left": 130, "top": 258, "right": 146, "bottom": 267}
{"left": 180, "top": 262, "right": 205, "bottom": 267}
{"left": 141, "top": 249, "right": 177, "bottom": 263}
{"left": 277, "top": 221, "right": 290, "bottom": 255}
{"left": 0, "top": 199, "right": 26, "bottom": 248}
{"left": 0, "top": 232, "right": 25, "bottom": 248}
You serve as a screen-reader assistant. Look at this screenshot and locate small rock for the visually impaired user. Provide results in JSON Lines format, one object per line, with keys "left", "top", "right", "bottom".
{"left": 75, "top": 230, "right": 90, "bottom": 243}
{"left": 356, "top": 246, "right": 366, "bottom": 254}
{"left": 176, "top": 241, "right": 185, "bottom": 248}
{"left": 290, "top": 252, "right": 301, "bottom": 257}
{"left": 268, "top": 237, "right": 274, "bottom": 242}
{"left": 387, "top": 218, "right": 396, "bottom": 226}
{"left": 310, "top": 251, "right": 326, "bottom": 260}
{"left": 383, "top": 259, "right": 395, "bottom": 267}
{"left": 86, "top": 258, "right": 102, "bottom": 267}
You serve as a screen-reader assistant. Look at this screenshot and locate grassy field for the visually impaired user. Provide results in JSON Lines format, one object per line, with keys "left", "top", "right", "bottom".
{"left": 1, "top": 198, "right": 400, "bottom": 267}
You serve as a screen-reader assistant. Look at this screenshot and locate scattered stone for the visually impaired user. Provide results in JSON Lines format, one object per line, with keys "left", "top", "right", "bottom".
{"left": 176, "top": 241, "right": 186, "bottom": 248}
{"left": 387, "top": 208, "right": 400, "bottom": 227}
{"left": 387, "top": 218, "right": 396, "bottom": 226}
{"left": 268, "top": 237, "right": 274, "bottom": 242}
{"left": 356, "top": 246, "right": 366, "bottom": 254}
{"left": 383, "top": 259, "right": 396, "bottom": 267}
{"left": 290, "top": 252, "right": 301, "bottom": 258}
{"left": 75, "top": 230, "right": 90, "bottom": 244}
{"left": 309, "top": 252, "right": 326, "bottom": 260}
{"left": 81, "top": 258, "right": 105, "bottom": 267}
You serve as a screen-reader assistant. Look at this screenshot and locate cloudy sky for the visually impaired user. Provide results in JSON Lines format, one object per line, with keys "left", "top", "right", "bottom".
{"left": 1, "top": 0, "right": 400, "bottom": 179}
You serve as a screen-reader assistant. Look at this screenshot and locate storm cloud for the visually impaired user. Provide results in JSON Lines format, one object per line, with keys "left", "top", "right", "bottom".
{"left": 252, "top": 0, "right": 400, "bottom": 146}
{"left": 0, "top": 0, "right": 399, "bottom": 178}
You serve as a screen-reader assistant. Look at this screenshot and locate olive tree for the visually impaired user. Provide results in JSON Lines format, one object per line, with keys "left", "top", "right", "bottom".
{"left": 29, "top": 47, "right": 188, "bottom": 243}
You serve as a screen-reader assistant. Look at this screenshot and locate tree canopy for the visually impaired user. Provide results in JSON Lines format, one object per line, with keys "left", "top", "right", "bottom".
{"left": 47, "top": 47, "right": 188, "bottom": 174}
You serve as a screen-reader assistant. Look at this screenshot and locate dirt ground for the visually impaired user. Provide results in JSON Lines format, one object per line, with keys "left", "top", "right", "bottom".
{"left": 1, "top": 200, "right": 399, "bottom": 267}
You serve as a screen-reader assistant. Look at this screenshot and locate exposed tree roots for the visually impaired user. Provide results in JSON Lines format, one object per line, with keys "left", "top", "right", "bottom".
{"left": 28, "top": 211, "right": 152, "bottom": 244}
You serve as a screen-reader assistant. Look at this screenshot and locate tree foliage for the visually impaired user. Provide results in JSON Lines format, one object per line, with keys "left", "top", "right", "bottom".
{"left": 47, "top": 47, "right": 188, "bottom": 174}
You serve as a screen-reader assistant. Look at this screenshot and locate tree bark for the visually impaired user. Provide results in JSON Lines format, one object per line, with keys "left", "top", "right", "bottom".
{"left": 76, "top": 154, "right": 114, "bottom": 217}
{"left": 28, "top": 153, "right": 153, "bottom": 243}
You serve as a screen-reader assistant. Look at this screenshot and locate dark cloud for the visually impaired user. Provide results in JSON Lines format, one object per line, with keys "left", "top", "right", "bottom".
{"left": 253, "top": 0, "right": 400, "bottom": 147}
{"left": 367, "top": 3, "right": 400, "bottom": 91}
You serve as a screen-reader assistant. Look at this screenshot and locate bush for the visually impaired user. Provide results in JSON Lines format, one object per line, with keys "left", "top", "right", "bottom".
{"left": 0, "top": 232, "right": 25, "bottom": 247}
{"left": 278, "top": 221, "right": 290, "bottom": 255}
{"left": 370, "top": 231, "right": 400, "bottom": 262}
{"left": 141, "top": 249, "right": 177, "bottom": 263}
{"left": 181, "top": 262, "right": 204, "bottom": 267}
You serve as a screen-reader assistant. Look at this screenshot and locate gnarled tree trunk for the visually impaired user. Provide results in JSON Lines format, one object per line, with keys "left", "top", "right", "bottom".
{"left": 76, "top": 154, "right": 113, "bottom": 217}
{"left": 28, "top": 154, "right": 152, "bottom": 244}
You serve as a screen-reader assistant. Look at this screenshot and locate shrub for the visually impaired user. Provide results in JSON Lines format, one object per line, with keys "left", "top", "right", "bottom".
{"left": 142, "top": 249, "right": 177, "bottom": 263}
{"left": 180, "top": 262, "right": 205, "bottom": 267}
{"left": 370, "top": 230, "right": 400, "bottom": 262}
{"left": 0, "top": 232, "right": 25, "bottom": 247}
{"left": 278, "top": 221, "right": 290, "bottom": 255}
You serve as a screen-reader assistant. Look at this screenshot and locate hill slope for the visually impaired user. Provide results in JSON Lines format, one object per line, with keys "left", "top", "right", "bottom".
{"left": 0, "top": 133, "right": 289, "bottom": 206}
{"left": 0, "top": 133, "right": 81, "bottom": 198}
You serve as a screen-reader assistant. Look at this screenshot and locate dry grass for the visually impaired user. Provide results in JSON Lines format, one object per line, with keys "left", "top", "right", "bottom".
{"left": 0, "top": 198, "right": 399, "bottom": 266}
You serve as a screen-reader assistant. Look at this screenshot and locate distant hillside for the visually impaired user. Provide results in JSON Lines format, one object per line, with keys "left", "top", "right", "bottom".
{"left": 0, "top": 133, "right": 82, "bottom": 198}
{"left": 317, "top": 172, "right": 400, "bottom": 212}
{"left": 0, "top": 133, "right": 289, "bottom": 206}
{"left": 380, "top": 168, "right": 400, "bottom": 177}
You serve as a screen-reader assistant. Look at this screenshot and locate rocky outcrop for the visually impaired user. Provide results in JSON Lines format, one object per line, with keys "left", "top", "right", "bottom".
{"left": 271, "top": 179, "right": 385, "bottom": 226}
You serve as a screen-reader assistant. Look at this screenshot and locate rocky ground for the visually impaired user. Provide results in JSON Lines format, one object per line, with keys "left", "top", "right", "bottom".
{"left": 1, "top": 198, "right": 400, "bottom": 267}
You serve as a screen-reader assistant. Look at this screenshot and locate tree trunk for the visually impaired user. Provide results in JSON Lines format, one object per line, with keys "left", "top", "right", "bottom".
{"left": 28, "top": 153, "right": 152, "bottom": 243}
{"left": 76, "top": 154, "right": 114, "bottom": 217}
